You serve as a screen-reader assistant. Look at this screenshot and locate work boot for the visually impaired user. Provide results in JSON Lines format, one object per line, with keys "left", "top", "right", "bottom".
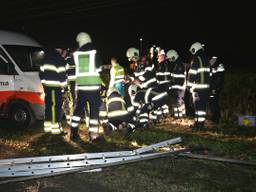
{"left": 70, "top": 128, "right": 79, "bottom": 140}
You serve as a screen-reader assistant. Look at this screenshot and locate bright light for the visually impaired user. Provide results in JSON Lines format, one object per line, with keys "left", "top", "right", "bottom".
{"left": 140, "top": 38, "right": 143, "bottom": 41}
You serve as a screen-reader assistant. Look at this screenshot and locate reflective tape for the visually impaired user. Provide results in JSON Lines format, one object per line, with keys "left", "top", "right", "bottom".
{"left": 72, "top": 116, "right": 81, "bottom": 121}
{"left": 99, "top": 111, "right": 107, "bottom": 117}
{"left": 40, "top": 64, "right": 66, "bottom": 73}
{"left": 127, "top": 106, "right": 135, "bottom": 112}
{"left": 171, "top": 85, "right": 185, "bottom": 90}
{"left": 88, "top": 127, "right": 99, "bottom": 133}
{"left": 76, "top": 86, "right": 101, "bottom": 91}
{"left": 108, "top": 111, "right": 128, "bottom": 118}
{"left": 152, "top": 92, "right": 167, "bottom": 101}
{"left": 71, "top": 123, "right": 79, "bottom": 127}
{"left": 141, "top": 78, "right": 156, "bottom": 88}
{"left": 188, "top": 69, "right": 197, "bottom": 75}
{"left": 44, "top": 127, "right": 52, "bottom": 133}
{"left": 195, "top": 111, "right": 206, "bottom": 115}
{"left": 145, "top": 88, "right": 153, "bottom": 103}
{"left": 107, "top": 98, "right": 125, "bottom": 105}
{"left": 173, "top": 74, "right": 185, "bottom": 78}
{"left": 197, "top": 117, "right": 206, "bottom": 122}
{"left": 89, "top": 119, "right": 99, "bottom": 125}
{"left": 197, "top": 68, "right": 210, "bottom": 73}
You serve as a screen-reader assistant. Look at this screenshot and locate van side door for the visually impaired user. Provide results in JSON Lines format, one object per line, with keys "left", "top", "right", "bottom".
{"left": 0, "top": 47, "right": 15, "bottom": 112}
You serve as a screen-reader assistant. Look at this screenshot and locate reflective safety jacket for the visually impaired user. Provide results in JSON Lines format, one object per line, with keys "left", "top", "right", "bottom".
{"left": 133, "top": 62, "right": 157, "bottom": 89}
{"left": 210, "top": 61, "right": 225, "bottom": 95}
{"left": 99, "top": 91, "right": 128, "bottom": 121}
{"left": 156, "top": 59, "right": 172, "bottom": 85}
{"left": 171, "top": 58, "right": 186, "bottom": 91}
{"left": 40, "top": 49, "right": 67, "bottom": 88}
{"left": 109, "top": 63, "right": 125, "bottom": 88}
{"left": 187, "top": 50, "right": 210, "bottom": 91}
{"left": 74, "top": 43, "right": 103, "bottom": 91}
{"left": 131, "top": 88, "right": 168, "bottom": 109}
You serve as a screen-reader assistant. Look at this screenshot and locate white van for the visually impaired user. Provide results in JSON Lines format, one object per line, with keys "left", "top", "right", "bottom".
{"left": 0, "top": 30, "right": 45, "bottom": 128}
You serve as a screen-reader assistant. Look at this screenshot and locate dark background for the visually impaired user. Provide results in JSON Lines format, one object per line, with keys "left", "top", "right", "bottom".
{"left": 0, "top": 0, "right": 255, "bottom": 71}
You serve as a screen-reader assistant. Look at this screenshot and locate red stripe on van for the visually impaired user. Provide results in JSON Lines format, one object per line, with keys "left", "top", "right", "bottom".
{"left": 0, "top": 91, "right": 45, "bottom": 105}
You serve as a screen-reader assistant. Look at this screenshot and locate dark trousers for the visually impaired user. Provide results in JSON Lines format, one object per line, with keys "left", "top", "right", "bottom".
{"left": 44, "top": 86, "right": 63, "bottom": 123}
{"left": 193, "top": 89, "right": 209, "bottom": 127}
{"left": 71, "top": 90, "right": 101, "bottom": 134}
{"left": 173, "top": 89, "right": 185, "bottom": 118}
{"left": 209, "top": 93, "right": 220, "bottom": 124}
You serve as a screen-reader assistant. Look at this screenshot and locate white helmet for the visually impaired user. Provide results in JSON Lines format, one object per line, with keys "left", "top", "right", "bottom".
{"left": 166, "top": 49, "right": 179, "bottom": 61}
{"left": 126, "top": 47, "right": 139, "bottom": 61}
{"left": 128, "top": 84, "right": 139, "bottom": 96}
{"left": 76, "top": 32, "right": 92, "bottom": 47}
{"left": 189, "top": 42, "right": 204, "bottom": 55}
{"left": 158, "top": 49, "right": 166, "bottom": 56}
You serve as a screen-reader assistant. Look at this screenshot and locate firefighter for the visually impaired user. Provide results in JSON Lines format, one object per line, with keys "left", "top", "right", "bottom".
{"left": 99, "top": 88, "right": 135, "bottom": 134}
{"left": 167, "top": 49, "right": 186, "bottom": 119}
{"left": 187, "top": 42, "right": 210, "bottom": 131}
{"left": 156, "top": 49, "right": 172, "bottom": 117}
{"left": 64, "top": 48, "right": 77, "bottom": 125}
{"left": 39, "top": 48, "right": 67, "bottom": 135}
{"left": 126, "top": 47, "right": 140, "bottom": 75}
{"left": 70, "top": 32, "right": 103, "bottom": 141}
{"left": 209, "top": 56, "right": 225, "bottom": 124}
{"left": 128, "top": 84, "right": 168, "bottom": 128}
{"left": 109, "top": 57, "right": 125, "bottom": 97}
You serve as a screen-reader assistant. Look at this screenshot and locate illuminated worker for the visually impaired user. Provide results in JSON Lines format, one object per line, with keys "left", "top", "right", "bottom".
{"left": 70, "top": 32, "right": 103, "bottom": 141}
{"left": 167, "top": 49, "right": 186, "bottom": 119}
{"left": 64, "top": 48, "right": 77, "bottom": 125}
{"left": 126, "top": 47, "right": 140, "bottom": 75}
{"left": 209, "top": 56, "right": 225, "bottom": 124}
{"left": 39, "top": 48, "right": 67, "bottom": 135}
{"left": 109, "top": 57, "right": 125, "bottom": 97}
{"left": 99, "top": 88, "right": 135, "bottom": 134}
{"left": 187, "top": 42, "right": 210, "bottom": 131}
{"left": 156, "top": 49, "right": 171, "bottom": 117}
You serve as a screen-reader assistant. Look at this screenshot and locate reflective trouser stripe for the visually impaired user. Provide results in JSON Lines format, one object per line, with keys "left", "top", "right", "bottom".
{"left": 51, "top": 123, "right": 63, "bottom": 135}
{"left": 89, "top": 119, "right": 99, "bottom": 133}
{"left": 88, "top": 127, "right": 99, "bottom": 133}
{"left": 195, "top": 110, "right": 206, "bottom": 123}
{"left": 162, "top": 105, "right": 169, "bottom": 114}
{"left": 71, "top": 116, "right": 81, "bottom": 128}
{"left": 139, "top": 113, "right": 148, "bottom": 123}
{"left": 51, "top": 90, "right": 56, "bottom": 124}
{"left": 44, "top": 121, "right": 52, "bottom": 133}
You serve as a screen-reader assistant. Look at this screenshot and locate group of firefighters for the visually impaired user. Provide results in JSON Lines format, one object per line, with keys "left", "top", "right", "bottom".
{"left": 39, "top": 32, "right": 225, "bottom": 142}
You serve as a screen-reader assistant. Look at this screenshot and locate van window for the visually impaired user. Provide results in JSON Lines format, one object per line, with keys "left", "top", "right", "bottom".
{"left": 0, "top": 48, "right": 11, "bottom": 74}
{"left": 3, "top": 45, "right": 45, "bottom": 72}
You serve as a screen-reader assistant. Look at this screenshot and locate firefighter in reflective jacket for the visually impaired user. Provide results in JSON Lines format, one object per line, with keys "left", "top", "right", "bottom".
{"left": 39, "top": 48, "right": 67, "bottom": 135}
{"left": 128, "top": 84, "right": 168, "bottom": 127}
{"left": 187, "top": 42, "right": 210, "bottom": 130}
{"left": 70, "top": 32, "right": 103, "bottom": 141}
{"left": 99, "top": 88, "right": 135, "bottom": 134}
{"left": 167, "top": 49, "right": 186, "bottom": 118}
{"left": 109, "top": 57, "right": 125, "bottom": 97}
{"left": 156, "top": 49, "right": 171, "bottom": 117}
{"left": 64, "top": 49, "right": 77, "bottom": 124}
{"left": 209, "top": 56, "right": 225, "bottom": 124}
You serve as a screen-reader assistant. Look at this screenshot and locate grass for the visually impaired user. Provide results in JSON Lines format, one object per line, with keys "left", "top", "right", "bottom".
{"left": 0, "top": 118, "right": 256, "bottom": 191}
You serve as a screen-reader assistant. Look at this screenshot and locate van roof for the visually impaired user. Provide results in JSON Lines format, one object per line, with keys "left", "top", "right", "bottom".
{"left": 0, "top": 30, "right": 42, "bottom": 47}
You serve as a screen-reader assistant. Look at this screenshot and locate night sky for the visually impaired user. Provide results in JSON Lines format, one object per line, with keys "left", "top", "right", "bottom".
{"left": 1, "top": 0, "right": 255, "bottom": 72}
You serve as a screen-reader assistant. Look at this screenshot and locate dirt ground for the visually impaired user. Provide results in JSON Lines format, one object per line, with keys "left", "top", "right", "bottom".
{"left": 0, "top": 118, "right": 256, "bottom": 192}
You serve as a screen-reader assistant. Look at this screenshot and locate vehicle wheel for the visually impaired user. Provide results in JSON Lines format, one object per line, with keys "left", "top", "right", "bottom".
{"left": 9, "top": 104, "right": 34, "bottom": 129}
